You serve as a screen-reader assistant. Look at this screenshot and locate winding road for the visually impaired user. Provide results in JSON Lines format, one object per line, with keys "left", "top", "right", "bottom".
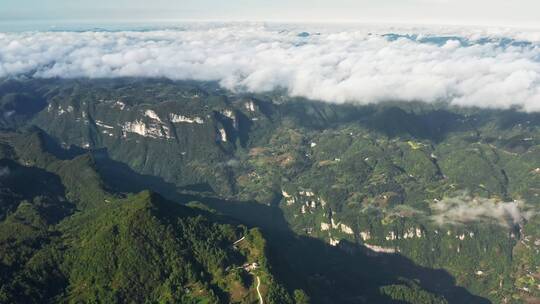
{"left": 256, "top": 276, "right": 263, "bottom": 304}
{"left": 231, "top": 235, "right": 262, "bottom": 304}
{"left": 233, "top": 236, "right": 245, "bottom": 246}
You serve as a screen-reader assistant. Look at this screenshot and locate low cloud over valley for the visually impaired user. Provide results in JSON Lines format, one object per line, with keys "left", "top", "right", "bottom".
{"left": 430, "top": 195, "right": 535, "bottom": 228}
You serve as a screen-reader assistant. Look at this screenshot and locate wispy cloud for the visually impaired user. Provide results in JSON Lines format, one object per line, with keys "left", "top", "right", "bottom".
{"left": 430, "top": 195, "right": 535, "bottom": 228}
{"left": 1, "top": 24, "right": 540, "bottom": 111}
{"left": 0, "top": 166, "right": 9, "bottom": 178}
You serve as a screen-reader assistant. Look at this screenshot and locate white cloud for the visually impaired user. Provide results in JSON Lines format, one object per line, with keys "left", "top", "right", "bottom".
{"left": 1, "top": 23, "right": 540, "bottom": 111}
{"left": 430, "top": 195, "right": 535, "bottom": 228}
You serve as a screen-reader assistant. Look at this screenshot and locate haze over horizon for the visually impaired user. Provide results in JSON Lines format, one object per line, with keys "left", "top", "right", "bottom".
{"left": 2, "top": 0, "right": 540, "bottom": 29}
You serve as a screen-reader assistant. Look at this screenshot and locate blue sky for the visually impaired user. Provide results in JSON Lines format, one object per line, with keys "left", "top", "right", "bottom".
{"left": 2, "top": 0, "right": 540, "bottom": 27}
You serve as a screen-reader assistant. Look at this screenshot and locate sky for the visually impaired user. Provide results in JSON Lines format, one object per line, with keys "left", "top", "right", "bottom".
{"left": 2, "top": 0, "right": 540, "bottom": 28}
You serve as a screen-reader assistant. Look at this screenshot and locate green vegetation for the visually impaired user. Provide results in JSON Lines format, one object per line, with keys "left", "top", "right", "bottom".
{"left": 381, "top": 280, "right": 448, "bottom": 304}
{"left": 0, "top": 129, "right": 291, "bottom": 303}
{"left": 1, "top": 77, "right": 540, "bottom": 303}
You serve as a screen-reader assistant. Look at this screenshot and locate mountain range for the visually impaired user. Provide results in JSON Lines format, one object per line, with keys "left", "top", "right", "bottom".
{"left": 1, "top": 77, "right": 539, "bottom": 303}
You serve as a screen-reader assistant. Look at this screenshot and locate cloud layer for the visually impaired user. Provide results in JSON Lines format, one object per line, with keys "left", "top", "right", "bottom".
{"left": 1, "top": 24, "right": 540, "bottom": 110}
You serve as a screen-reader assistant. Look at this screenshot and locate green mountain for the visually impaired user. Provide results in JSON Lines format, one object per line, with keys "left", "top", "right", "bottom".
{"left": 0, "top": 130, "right": 292, "bottom": 304}
{"left": 1, "top": 77, "right": 540, "bottom": 303}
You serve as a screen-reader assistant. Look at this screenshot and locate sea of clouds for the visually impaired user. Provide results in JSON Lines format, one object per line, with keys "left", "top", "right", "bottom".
{"left": 1, "top": 23, "right": 540, "bottom": 110}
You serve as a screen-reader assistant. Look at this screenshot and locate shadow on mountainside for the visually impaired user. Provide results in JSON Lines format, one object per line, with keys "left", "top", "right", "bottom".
{"left": 92, "top": 148, "right": 292, "bottom": 232}
{"left": 263, "top": 234, "right": 491, "bottom": 304}
{"left": 277, "top": 99, "right": 540, "bottom": 143}
{"left": 0, "top": 158, "right": 73, "bottom": 223}
{"left": 89, "top": 150, "right": 491, "bottom": 304}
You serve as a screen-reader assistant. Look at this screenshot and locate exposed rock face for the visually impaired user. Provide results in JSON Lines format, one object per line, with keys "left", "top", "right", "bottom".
{"left": 386, "top": 231, "right": 397, "bottom": 241}
{"left": 121, "top": 120, "right": 172, "bottom": 139}
{"left": 324, "top": 215, "right": 355, "bottom": 235}
{"left": 363, "top": 244, "right": 398, "bottom": 254}
{"left": 114, "top": 101, "right": 126, "bottom": 110}
{"left": 329, "top": 238, "right": 340, "bottom": 246}
{"left": 218, "top": 128, "right": 227, "bottom": 142}
{"left": 360, "top": 231, "right": 371, "bottom": 241}
{"left": 221, "top": 109, "right": 238, "bottom": 128}
{"left": 144, "top": 109, "right": 162, "bottom": 122}
{"left": 122, "top": 121, "right": 150, "bottom": 137}
{"left": 321, "top": 222, "right": 331, "bottom": 231}
{"left": 95, "top": 120, "right": 114, "bottom": 129}
{"left": 331, "top": 218, "right": 339, "bottom": 229}
{"left": 340, "top": 224, "right": 354, "bottom": 235}
{"left": 169, "top": 114, "right": 204, "bottom": 124}
{"left": 245, "top": 101, "right": 256, "bottom": 112}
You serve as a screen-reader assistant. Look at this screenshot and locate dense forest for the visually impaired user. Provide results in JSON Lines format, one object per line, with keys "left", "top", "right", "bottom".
{"left": 1, "top": 78, "right": 539, "bottom": 303}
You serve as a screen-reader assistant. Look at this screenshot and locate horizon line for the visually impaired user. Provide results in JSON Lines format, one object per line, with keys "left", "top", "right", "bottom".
{"left": 2, "top": 18, "right": 540, "bottom": 31}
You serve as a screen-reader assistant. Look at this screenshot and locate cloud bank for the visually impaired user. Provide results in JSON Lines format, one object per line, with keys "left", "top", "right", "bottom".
{"left": 1, "top": 24, "right": 540, "bottom": 110}
{"left": 430, "top": 195, "right": 535, "bottom": 228}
